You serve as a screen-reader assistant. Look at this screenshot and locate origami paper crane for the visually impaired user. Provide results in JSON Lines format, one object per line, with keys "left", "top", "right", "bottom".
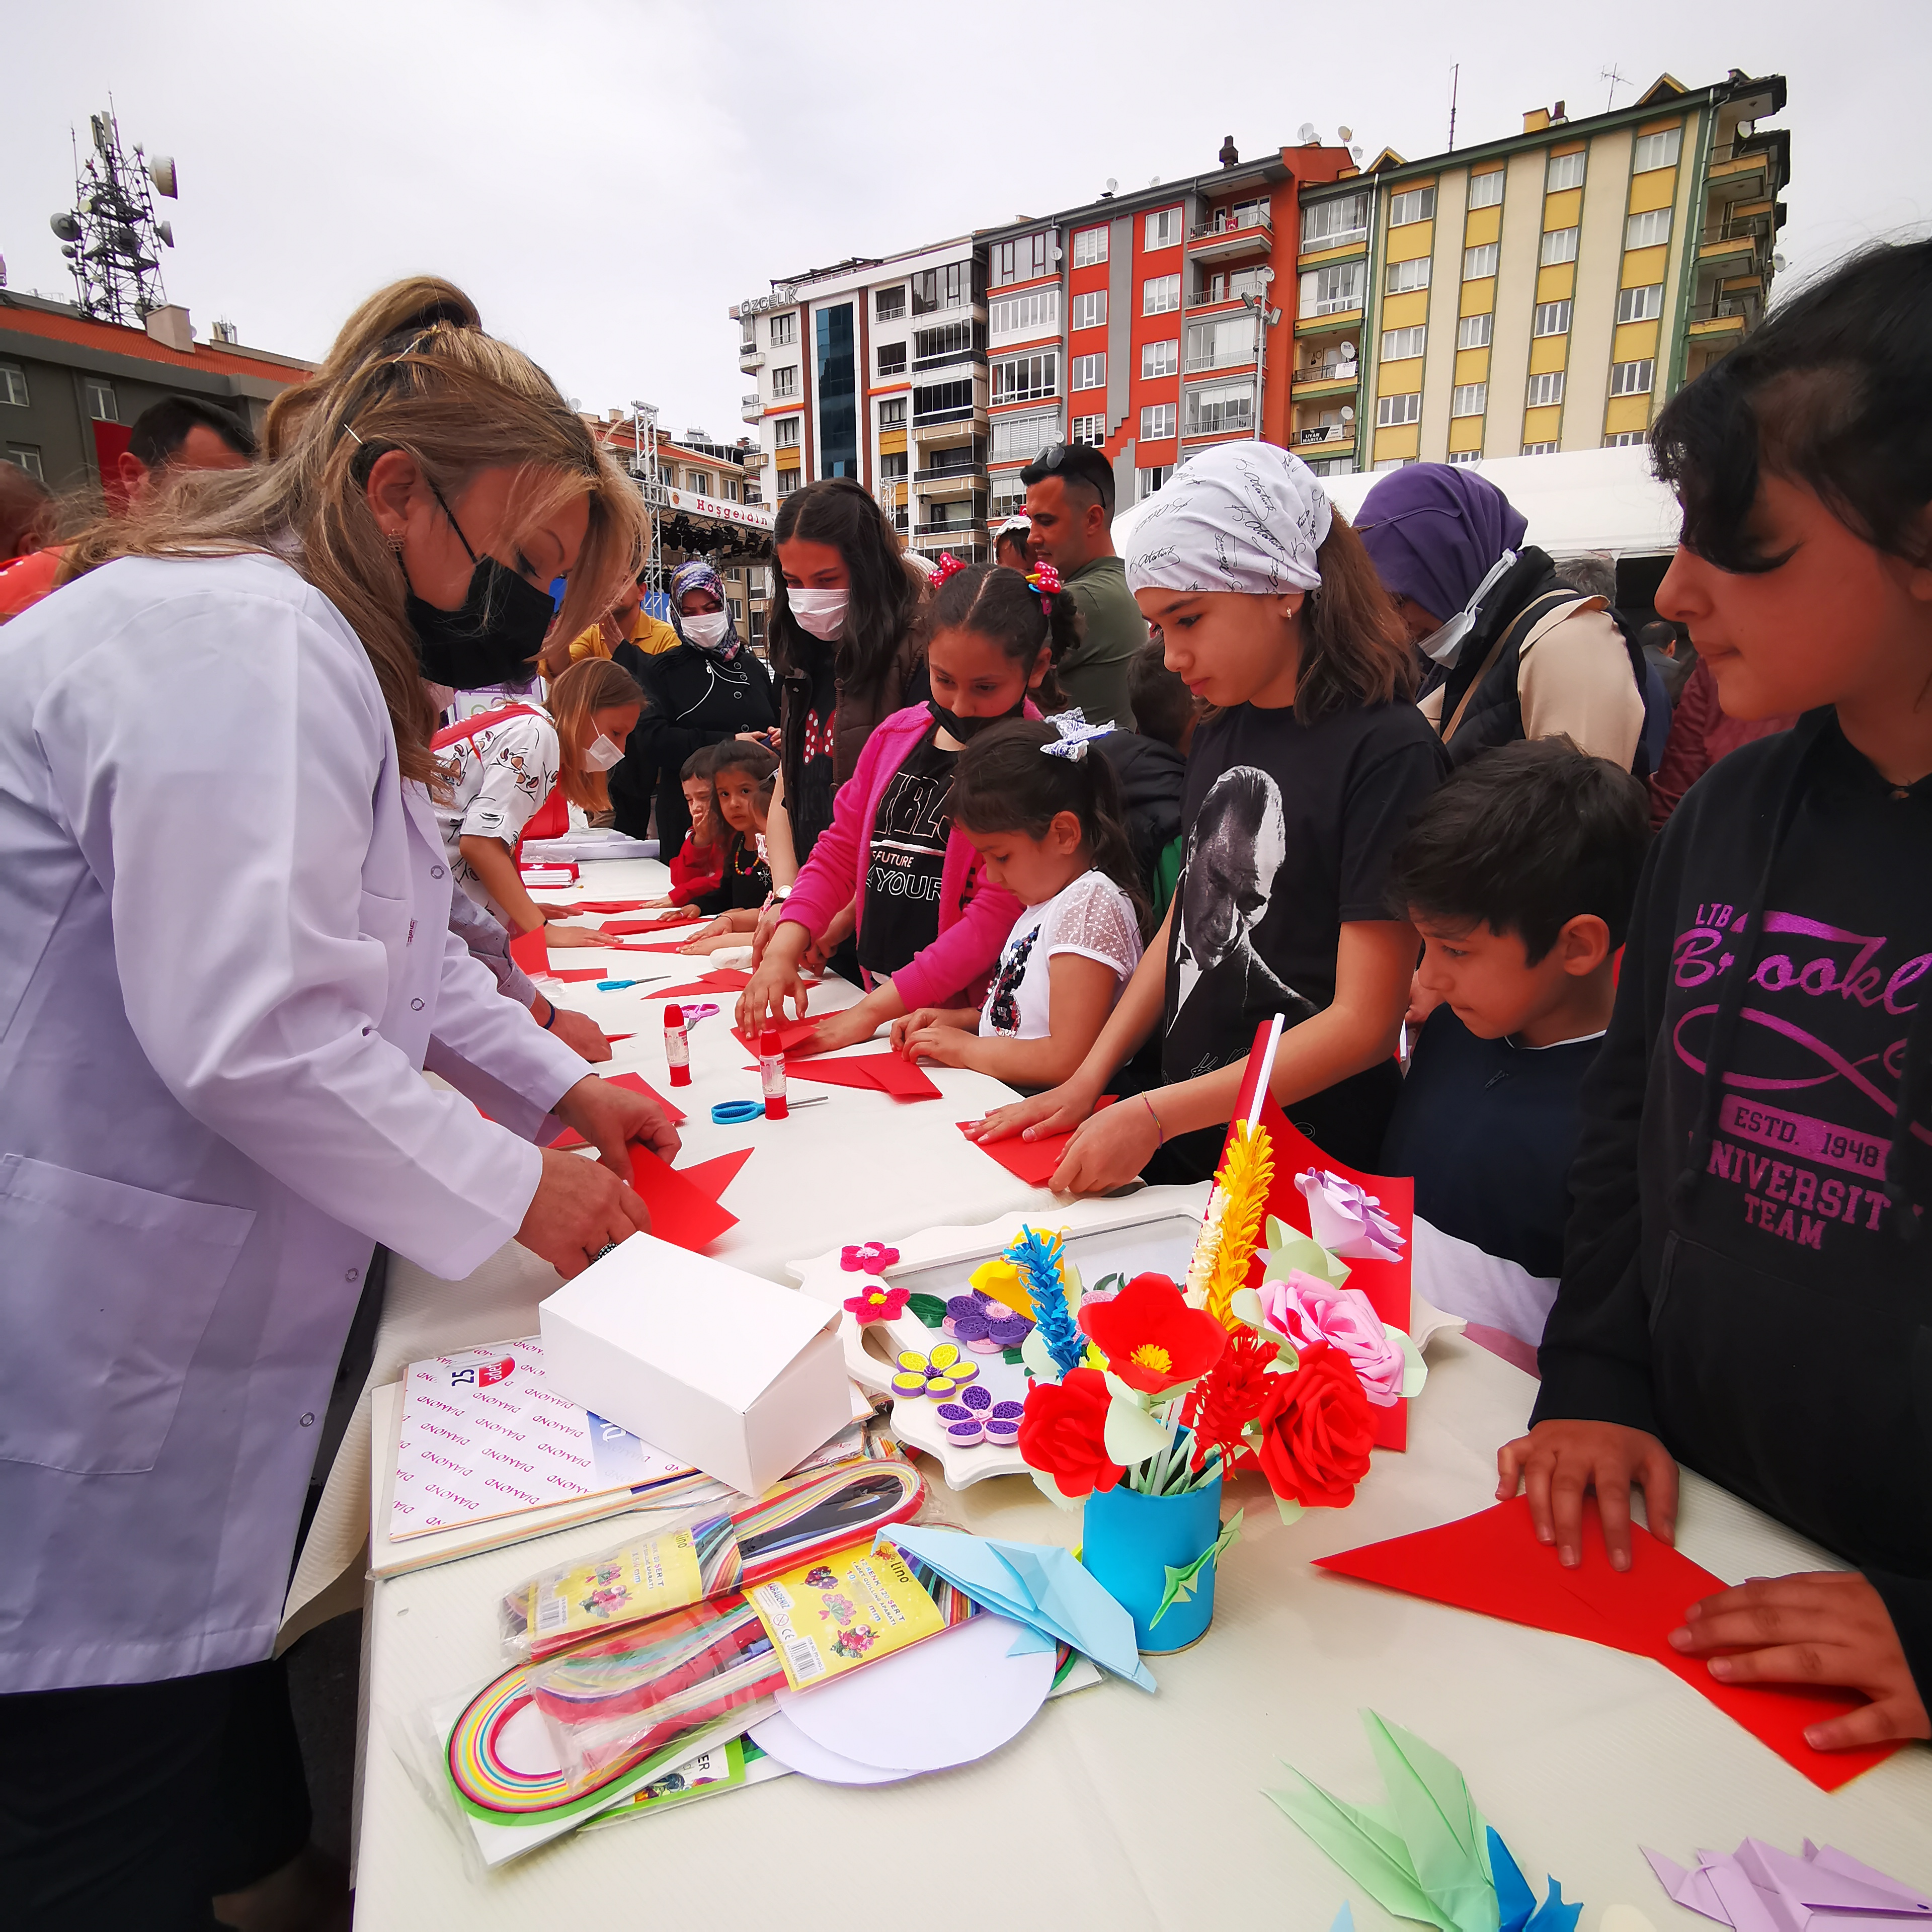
{"left": 1644, "top": 1837, "right": 1931, "bottom": 1931}
{"left": 1266, "top": 1711, "right": 1580, "bottom": 1932}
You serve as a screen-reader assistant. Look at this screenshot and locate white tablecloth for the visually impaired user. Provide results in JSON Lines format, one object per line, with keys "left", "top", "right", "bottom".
{"left": 353, "top": 1333, "right": 1932, "bottom": 1929}
{"left": 281, "top": 859, "right": 1049, "bottom": 1641}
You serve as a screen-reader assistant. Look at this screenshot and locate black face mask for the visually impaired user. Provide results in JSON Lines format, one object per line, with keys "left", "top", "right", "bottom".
{"left": 401, "top": 487, "right": 556, "bottom": 690}
{"left": 928, "top": 694, "right": 1027, "bottom": 743}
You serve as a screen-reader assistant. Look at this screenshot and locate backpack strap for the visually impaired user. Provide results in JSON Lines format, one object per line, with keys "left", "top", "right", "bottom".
{"left": 1440, "top": 589, "right": 1579, "bottom": 746}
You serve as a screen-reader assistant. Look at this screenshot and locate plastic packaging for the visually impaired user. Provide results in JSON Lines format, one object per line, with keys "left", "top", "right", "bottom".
{"left": 760, "top": 1027, "right": 787, "bottom": 1119}
{"left": 663, "top": 1003, "right": 691, "bottom": 1087}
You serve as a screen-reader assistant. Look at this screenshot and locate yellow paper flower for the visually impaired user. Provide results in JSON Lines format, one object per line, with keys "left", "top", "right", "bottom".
{"left": 1204, "top": 1122, "right": 1274, "bottom": 1328}
{"left": 890, "top": 1343, "right": 980, "bottom": 1400}
{"left": 970, "top": 1256, "right": 1032, "bottom": 1318}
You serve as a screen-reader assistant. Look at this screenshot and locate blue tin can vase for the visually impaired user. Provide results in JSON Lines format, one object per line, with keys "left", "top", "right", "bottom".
{"left": 1080, "top": 1465, "right": 1227, "bottom": 1653}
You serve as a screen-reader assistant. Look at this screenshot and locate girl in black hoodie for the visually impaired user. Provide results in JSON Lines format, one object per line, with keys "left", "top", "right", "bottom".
{"left": 1499, "top": 239, "right": 1932, "bottom": 1755}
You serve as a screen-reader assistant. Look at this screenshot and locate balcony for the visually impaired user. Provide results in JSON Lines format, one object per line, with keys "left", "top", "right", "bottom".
{"left": 1294, "top": 426, "right": 1354, "bottom": 448}
{"left": 913, "top": 453, "right": 987, "bottom": 482}
{"left": 739, "top": 446, "right": 768, "bottom": 468}
{"left": 738, "top": 341, "right": 763, "bottom": 371}
{"left": 1187, "top": 208, "right": 1273, "bottom": 263}
{"left": 917, "top": 467, "right": 986, "bottom": 504}
{"left": 1184, "top": 345, "right": 1259, "bottom": 375}
{"left": 1687, "top": 296, "right": 1754, "bottom": 338}
{"left": 740, "top": 392, "right": 763, "bottom": 422}
{"left": 1293, "top": 360, "right": 1359, "bottom": 392}
{"left": 914, "top": 518, "right": 988, "bottom": 538}
{"left": 1182, "top": 408, "right": 1254, "bottom": 442}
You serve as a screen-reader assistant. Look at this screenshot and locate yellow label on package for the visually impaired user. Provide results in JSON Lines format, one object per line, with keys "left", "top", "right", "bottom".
{"left": 748, "top": 1539, "right": 943, "bottom": 1691}
{"left": 530, "top": 1528, "right": 704, "bottom": 1644}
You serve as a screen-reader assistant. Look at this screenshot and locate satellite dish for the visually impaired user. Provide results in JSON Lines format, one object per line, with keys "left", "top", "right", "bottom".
{"left": 1339, "top": 340, "right": 1357, "bottom": 361}
{"left": 1340, "top": 406, "right": 1356, "bottom": 422}
{"left": 1773, "top": 252, "right": 1787, "bottom": 272}
{"left": 1736, "top": 119, "right": 1754, "bottom": 140}
{"left": 1150, "top": 175, "right": 1161, "bottom": 187}
{"left": 1349, "top": 145, "right": 1363, "bottom": 162}
{"left": 1297, "top": 122, "right": 1319, "bottom": 144}
{"left": 1105, "top": 177, "right": 1117, "bottom": 191}
{"left": 156, "top": 220, "right": 175, "bottom": 247}
{"left": 49, "top": 211, "right": 82, "bottom": 243}
{"left": 146, "top": 155, "right": 178, "bottom": 198}
{"left": 1338, "top": 125, "right": 1353, "bottom": 142}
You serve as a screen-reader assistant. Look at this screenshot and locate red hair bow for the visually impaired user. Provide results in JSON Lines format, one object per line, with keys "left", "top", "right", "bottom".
{"left": 1025, "top": 560, "right": 1062, "bottom": 612}
{"left": 931, "top": 552, "right": 967, "bottom": 585}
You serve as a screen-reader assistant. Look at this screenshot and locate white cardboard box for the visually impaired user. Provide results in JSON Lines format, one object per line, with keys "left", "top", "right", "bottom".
{"left": 538, "top": 1234, "right": 850, "bottom": 1496}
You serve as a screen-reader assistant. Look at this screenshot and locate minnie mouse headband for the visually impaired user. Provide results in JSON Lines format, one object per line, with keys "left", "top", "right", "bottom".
{"left": 929, "top": 553, "right": 1063, "bottom": 611}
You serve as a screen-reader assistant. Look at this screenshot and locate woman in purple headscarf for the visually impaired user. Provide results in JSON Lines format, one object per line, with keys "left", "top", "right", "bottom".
{"left": 1354, "top": 463, "right": 1646, "bottom": 771}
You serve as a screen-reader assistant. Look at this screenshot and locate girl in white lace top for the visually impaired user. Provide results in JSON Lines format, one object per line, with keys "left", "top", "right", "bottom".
{"left": 891, "top": 717, "right": 1148, "bottom": 1090}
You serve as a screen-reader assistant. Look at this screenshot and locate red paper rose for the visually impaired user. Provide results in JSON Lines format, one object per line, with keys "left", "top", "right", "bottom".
{"left": 1078, "top": 1272, "right": 1229, "bottom": 1394}
{"left": 1253, "top": 1340, "right": 1375, "bottom": 1509}
{"left": 1016, "top": 1367, "right": 1125, "bottom": 1499}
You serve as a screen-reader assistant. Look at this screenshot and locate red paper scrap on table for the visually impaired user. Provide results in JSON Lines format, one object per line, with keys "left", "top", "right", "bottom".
{"left": 548, "top": 967, "right": 620, "bottom": 983}
{"left": 954, "top": 1097, "right": 1119, "bottom": 1186}
{"left": 602, "top": 915, "right": 707, "bottom": 936}
{"left": 647, "top": 969, "right": 753, "bottom": 999}
{"left": 603, "top": 1033, "right": 634, "bottom": 1044}
{"left": 1315, "top": 1496, "right": 1898, "bottom": 1791}
{"left": 732, "top": 1018, "right": 823, "bottom": 1057}
{"left": 614, "top": 942, "right": 705, "bottom": 956}
{"left": 627, "top": 1145, "right": 738, "bottom": 1250}
{"left": 509, "top": 928, "right": 549, "bottom": 979}
{"left": 571, "top": 901, "right": 650, "bottom": 914}
{"left": 677, "top": 1147, "right": 754, "bottom": 1200}
{"left": 547, "top": 1072, "right": 687, "bottom": 1147}
{"left": 776, "top": 1050, "right": 941, "bottom": 1101}
{"left": 1226, "top": 1021, "right": 1413, "bottom": 1453}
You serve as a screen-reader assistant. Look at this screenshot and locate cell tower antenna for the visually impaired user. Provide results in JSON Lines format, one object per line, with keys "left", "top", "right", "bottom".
{"left": 48, "top": 105, "right": 179, "bottom": 325}
{"left": 1602, "top": 64, "right": 1630, "bottom": 110}
{"left": 1448, "top": 64, "right": 1460, "bottom": 153}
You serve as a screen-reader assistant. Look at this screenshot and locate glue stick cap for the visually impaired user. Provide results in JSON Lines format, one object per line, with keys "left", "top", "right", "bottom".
{"left": 760, "top": 1028, "right": 781, "bottom": 1055}
{"left": 665, "top": 1004, "right": 685, "bottom": 1026}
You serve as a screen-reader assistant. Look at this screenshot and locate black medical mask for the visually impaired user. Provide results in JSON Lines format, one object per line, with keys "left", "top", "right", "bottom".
{"left": 928, "top": 693, "right": 1027, "bottom": 743}
{"left": 400, "top": 486, "right": 556, "bottom": 690}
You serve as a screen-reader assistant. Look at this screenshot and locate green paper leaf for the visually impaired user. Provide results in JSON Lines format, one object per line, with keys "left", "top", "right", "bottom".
{"left": 1274, "top": 1492, "right": 1305, "bottom": 1527}
{"left": 1265, "top": 1770, "right": 1448, "bottom": 1930}
{"left": 1150, "top": 1508, "right": 1243, "bottom": 1627}
{"left": 1002, "top": 1345, "right": 1027, "bottom": 1366}
{"left": 1103, "top": 1394, "right": 1174, "bottom": 1469}
{"left": 1393, "top": 1325, "right": 1428, "bottom": 1399}
{"left": 905, "top": 1293, "right": 948, "bottom": 1331}
{"left": 1361, "top": 1712, "right": 1499, "bottom": 1932}
{"left": 1260, "top": 1216, "right": 1350, "bottom": 1289}
{"left": 1021, "top": 1322, "right": 1060, "bottom": 1383}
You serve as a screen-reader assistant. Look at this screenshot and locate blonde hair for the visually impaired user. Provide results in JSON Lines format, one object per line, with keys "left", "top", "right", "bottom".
{"left": 547, "top": 657, "right": 642, "bottom": 814}
{"left": 64, "top": 275, "right": 646, "bottom": 785}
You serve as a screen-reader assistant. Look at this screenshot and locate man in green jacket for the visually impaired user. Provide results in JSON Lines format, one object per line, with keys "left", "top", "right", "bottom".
{"left": 1021, "top": 441, "right": 1146, "bottom": 729}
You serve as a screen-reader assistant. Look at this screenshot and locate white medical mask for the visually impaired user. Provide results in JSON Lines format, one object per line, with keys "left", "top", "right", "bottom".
{"left": 1416, "top": 549, "right": 1519, "bottom": 667}
{"left": 581, "top": 733, "right": 625, "bottom": 772}
{"left": 682, "top": 611, "right": 733, "bottom": 651}
{"left": 787, "top": 588, "right": 850, "bottom": 640}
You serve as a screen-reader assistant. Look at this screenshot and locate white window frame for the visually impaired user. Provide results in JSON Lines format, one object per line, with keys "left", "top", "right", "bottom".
{"left": 1144, "top": 207, "right": 1182, "bottom": 251}
{"left": 1300, "top": 261, "right": 1365, "bottom": 316}
{"left": 1380, "top": 325, "right": 1425, "bottom": 361}
{"left": 1447, "top": 448, "right": 1483, "bottom": 464}
{"left": 1072, "top": 226, "right": 1109, "bottom": 268}
{"left": 770, "top": 311, "right": 797, "bottom": 346}
{"left": 1071, "top": 413, "right": 1106, "bottom": 446}
{"left": 1375, "top": 391, "right": 1421, "bottom": 428}
{"left": 988, "top": 287, "right": 1061, "bottom": 345}
{"left": 0, "top": 364, "right": 28, "bottom": 408}
{"left": 1467, "top": 171, "right": 1505, "bottom": 210}
{"left": 1140, "top": 401, "right": 1176, "bottom": 440}
{"left": 876, "top": 343, "right": 907, "bottom": 376}
{"left": 1604, "top": 430, "right": 1647, "bottom": 447}
{"left": 1456, "top": 313, "right": 1493, "bottom": 350}
{"left": 1372, "top": 457, "right": 1414, "bottom": 472}
{"left": 1184, "top": 379, "right": 1255, "bottom": 438}
{"left": 874, "top": 286, "right": 905, "bottom": 321}
{"left": 1609, "top": 358, "right": 1655, "bottom": 397}
{"left": 5, "top": 445, "right": 45, "bottom": 479}
{"left": 1386, "top": 258, "right": 1431, "bottom": 294}
{"left": 875, "top": 399, "right": 904, "bottom": 429}
{"left": 1633, "top": 127, "right": 1683, "bottom": 173}
{"left": 1616, "top": 283, "right": 1665, "bottom": 324}
{"left": 1143, "top": 273, "right": 1180, "bottom": 315}
{"left": 770, "top": 364, "right": 799, "bottom": 399}
{"left": 1540, "top": 227, "right": 1579, "bottom": 266}
{"left": 1300, "top": 191, "right": 1371, "bottom": 249}
{"left": 1462, "top": 244, "right": 1498, "bottom": 280}
{"left": 992, "top": 350, "right": 1059, "bottom": 405}
{"left": 1520, "top": 440, "right": 1559, "bottom": 456}
{"left": 1525, "top": 371, "right": 1566, "bottom": 408}
{"left": 1451, "top": 383, "right": 1487, "bottom": 418}
{"left": 1545, "top": 150, "right": 1586, "bottom": 192}
{"left": 85, "top": 378, "right": 118, "bottom": 422}
{"left": 1533, "top": 300, "right": 1573, "bottom": 337}
{"left": 990, "top": 407, "right": 1062, "bottom": 464}
{"left": 1137, "top": 465, "right": 1174, "bottom": 500}
{"left": 1389, "top": 186, "right": 1436, "bottom": 226}
{"left": 1142, "top": 339, "right": 1178, "bottom": 379}
{"left": 773, "top": 414, "right": 801, "bottom": 446}
{"left": 1071, "top": 353, "right": 1106, "bottom": 391}
{"left": 1070, "top": 289, "right": 1107, "bottom": 332}
{"left": 1625, "top": 208, "right": 1673, "bottom": 250}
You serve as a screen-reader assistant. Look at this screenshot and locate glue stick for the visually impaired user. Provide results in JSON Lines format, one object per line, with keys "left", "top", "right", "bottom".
{"left": 664, "top": 1004, "right": 691, "bottom": 1087}
{"left": 760, "top": 1028, "right": 788, "bottom": 1119}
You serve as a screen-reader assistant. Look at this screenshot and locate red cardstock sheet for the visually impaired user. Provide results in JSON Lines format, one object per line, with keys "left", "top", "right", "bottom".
{"left": 627, "top": 1144, "right": 739, "bottom": 1250}
{"left": 732, "top": 1018, "right": 824, "bottom": 1058}
{"left": 1315, "top": 1496, "right": 1897, "bottom": 1791}
{"left": 648, "top": 969, "right": 753, "bottom": 999}
{"left": 954, "top": 1096, "right": 1120, "bottom": 1187}
{"left": 548, "top": 968, "right": 618, "bottom": 983}
{"left": 570, "top": 901, "right": 651, "bottom": 914}
{"left": 777, "top": 1050, "right": 941, "bottom": 1101}
{"left": 509, "top": 928, "right": 549, "bottom": 979}
{"left": 602, "top": 915, "right": 707, "bottom": 936}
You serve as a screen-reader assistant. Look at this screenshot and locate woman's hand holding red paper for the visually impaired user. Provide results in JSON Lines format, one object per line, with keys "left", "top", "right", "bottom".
{"left": 969, "top": 1076, "right": 1098, "bottom": 1148}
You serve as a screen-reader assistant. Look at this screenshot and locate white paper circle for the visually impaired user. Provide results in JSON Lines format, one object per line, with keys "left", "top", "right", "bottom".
{"left": 774, "top": 1613, "right": 1055, "bottom": 1773}
{"left": 747, "top": 1710, "right": 914, "bottom": 1785}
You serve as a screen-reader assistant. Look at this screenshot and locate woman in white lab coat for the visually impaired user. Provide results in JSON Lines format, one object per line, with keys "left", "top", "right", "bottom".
{"left": 0, "top": 279, "right": 679, "bottom": 1927}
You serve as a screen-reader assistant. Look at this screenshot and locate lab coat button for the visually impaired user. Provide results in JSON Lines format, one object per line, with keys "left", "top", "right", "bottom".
{"left": 431, "top": 865, "right": 446, "bottom": 878}
{"left": 346, "top": 1267, "right": 359, "bottom": 1283}
{"left": 299, "top": 1413, "right": 315, "bottom": 1427}
{"left": 410, "top": 998, "right": 424, "bottom": 1010}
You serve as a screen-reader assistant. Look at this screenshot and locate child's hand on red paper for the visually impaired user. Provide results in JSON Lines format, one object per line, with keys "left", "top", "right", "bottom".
{"left": 532, "top": 901, "right": 583, "bottom": 918}
{"left": 969, "top": 1078, "right": 1098, "bottom": 1145}
{"left": 1046, "top": 1092, "right": 1158, "bottom": 1194}
{"left": 1495, "top": 1418, "right": 1680, "bottom": 1570}
{"left": 901, "top": 1022, "right": 975, "bottom": 1068}
{"left": 1668, "top": 1572, "right": 1930, "bottom": 1750}
{"left": 787, "top": 1005, "right": 882, "bottom": 1058}
{"left": 544, "top": 922, "right": 610, "bottom": 950}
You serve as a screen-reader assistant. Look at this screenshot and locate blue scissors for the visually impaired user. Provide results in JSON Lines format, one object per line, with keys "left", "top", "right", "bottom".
{"left": 710, "top": 1100, "right": 764, "bottom": 1125}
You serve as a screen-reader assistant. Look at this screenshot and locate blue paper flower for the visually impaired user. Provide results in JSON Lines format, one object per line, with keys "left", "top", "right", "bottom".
{"left": 1011, "top": 1226, "right": 1084, "bottom": 1378}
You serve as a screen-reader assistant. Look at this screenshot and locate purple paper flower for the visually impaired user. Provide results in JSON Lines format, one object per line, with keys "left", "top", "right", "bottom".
{"left": 1259, "top": 1272, "right": 1405, "bottom": 1407}
{"left": 934, "top": 1384, "right": 1026, "bottom": 1446}
{"left": 942, "top": 1291, "right": 1035, "bottom": 1355}
{"left": 1294, "top": 1168, "right": 1405, "bottom": 1263}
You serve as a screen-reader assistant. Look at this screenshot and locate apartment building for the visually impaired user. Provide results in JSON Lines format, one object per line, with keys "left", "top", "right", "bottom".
{"left": 1309, "top": 68, "right": 1788, "bottom": 474}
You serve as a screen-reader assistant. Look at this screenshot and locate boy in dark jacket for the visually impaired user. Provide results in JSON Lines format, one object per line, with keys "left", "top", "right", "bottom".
{"left": 1094, "top": 638, "right": 1194, "bottom": 920}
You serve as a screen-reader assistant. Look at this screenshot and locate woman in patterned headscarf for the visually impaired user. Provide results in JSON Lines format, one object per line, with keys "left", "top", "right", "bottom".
{"left": 621, "top": 556, "right": 777, "bottom": 854}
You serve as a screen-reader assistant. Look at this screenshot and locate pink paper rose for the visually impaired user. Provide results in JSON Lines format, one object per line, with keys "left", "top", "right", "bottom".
{"left": 1258, "top": 1271, "right": 1404, "bottom": 1407}
{"left": 1294, "top": 1168, "right": 1405, "bottom": 1263}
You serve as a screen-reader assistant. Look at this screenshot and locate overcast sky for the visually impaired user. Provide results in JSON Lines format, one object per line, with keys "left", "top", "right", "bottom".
{"left": 4, "top": 1, "right": 1924, "bottom": 438}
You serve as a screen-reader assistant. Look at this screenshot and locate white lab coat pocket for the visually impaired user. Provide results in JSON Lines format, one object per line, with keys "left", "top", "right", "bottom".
{"left": 0, "top": 1154, "right": 256, "bottom": 1476}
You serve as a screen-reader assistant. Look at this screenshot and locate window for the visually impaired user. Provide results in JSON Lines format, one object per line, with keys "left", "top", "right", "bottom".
{"left": 1143, "top": 274, "right": 1180, "bottom": 315}
{"left": 774, "top": 415, "right": 801, "bottom": 446}
{"left": 1447, "top": 449, "right": 1482, "bottom": 464}
{"left": 1387, "top": 257, "right": 1431, "bottom": 294}
{"left": 877, "top": 343, "right": 907, "bottom": 376}
{"left": 1137, "top": 465, "right": 1174, "bottom": 500}
{"left": 1533, "top": 299, "right": 1573, "bottom": 336}
{"left": 1071, "top": 353, "right": 1105, "bottom": 390}
{"left": 1196, "top": 267, "right": 1266, "bottom": 307}
{"left": 85, "top": 379, "right": 118, "bottom": 422}
{"left": 992, "top": 231, "right": 1052, "bottom": 287}
{"left": 1546, "top": 150, "right": 1586, "bottom": 192}
{"left": 1184, "top": 316, "right": 1253, "bottom": 370}
{"left": 990, "top": 407, "right": 1060, "bottom": 463}
{"left": 1463, "top": 243, "right": 1499, "bottom": 279}
{"left": 1451, "top": 383, "right": 1488, "bottom": 417}
{"left": 913, "top": 260, "right": 980, "bottom": 313}
{"left": 1389, "top": 185, "right": 1436, "bottom": 227}
{"left": 1540, "top": 227, "right": 1579, "bottom": 266}
{"left": 776, "top": 468, "right": 801, "bottom": 497}
{"left": 988, "top": 288, "right": 1060, "bottom": 343}
{"left": 1071, "top": 289, "right": 1107, "bottom": 331}
{"left": 770, "top": 311, "right": 796, "bottom": 346}
{"left": 4, "top": 445, "right": 44, "bottom": 479}
{"left": 1144, "top": 207, "right": 1181, "bottom": 250}
{"left": 875, "top": 285, "right": 906, "bottom": 320}
{"left": 914, "top": 320, "right": 982, "bottom": 368}
{"left": 1142, "top": 339, "right": 1178, "bottom": 378}
{"left": 1228, "top": 196, "right": 1269, "bottom": 231}
{"left": 1301, "top": 191, "right": 1371, "bottom": 249}
{"left": 1071, "top": 413, "right": 1106, "bottom": 446}
{"left": 879, "top": 451, "right": 908, "bottom": 479}
{"left": 728, "top": 598, "right": 743, "bottom": 625}
{"left": 1300, "top": 261, "right": 1365, "bottom": 315}
{"left": 992, "top": 351, "right": 1057, "bottom": 404}
{"left": 991, "top": 472, "right": 1029, "bottom": 516}
{"left": 1467, "top": 171, "right": 1505, "bottom": 210}
{"left": 1521, "top": 440, "right": 1559, "bottom": 455}
{"left": 771, "top": 364, "right": 799, "bottom": 398}
{"left": 1072, "top": 226, "right": 1108, "bottom": 268}
{"left": 1616, "top": 283, "right": 1664, "bottom": 324}
{"left": 1375, "top": 391, "right": 1422, "bottom": 428}
{"left": 1457, "top": 313, "right": 1493, "bottom": 349}
{"left": 1609, "top": 358, "right": 1655, "bottom": 396}
{"left": 875, "top": 399, "right": 904, "bottom": 429}
{"left": 0, "top": 364, "right": 27, "bottom": 408}
{"left": 724, "top": 478, "right": 741, "bottom": 501}
{"left": 1604, "top": 430, "right": 1647, "bottom": 447}
{"left": 1625, "top": 208, "right": 1673, "bottom": 250}
{"left": 1633, "top": 126, "right": 1683, "bottom": 172}
{"left": 913, "top": 378, "right": 976, "bottom": 421}
{"left": 1526, "top": 371, "right": 1566, "bottom": 408}
{"left": 685, "top": 470, "right": 712, "bottom": 496}
{"left": 1372, "top": 457, "right": 1414, "bottom": 472}
{"left": 1140, "top": 402, "right": 1176, "bottom": 440}
{"left": 1185, "top": 381, "right": 1254, "bottom": 437}
{"left": 1380, "top": 325, "right": 1426, "bottom": 361}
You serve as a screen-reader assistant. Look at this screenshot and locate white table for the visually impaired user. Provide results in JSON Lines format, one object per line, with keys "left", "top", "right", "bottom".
{"left": 282, "top": 858, "right": 1051, "bottom": 1639}
{"left": 353, "top": 1329, "right": 1932, "bottom": 1928}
